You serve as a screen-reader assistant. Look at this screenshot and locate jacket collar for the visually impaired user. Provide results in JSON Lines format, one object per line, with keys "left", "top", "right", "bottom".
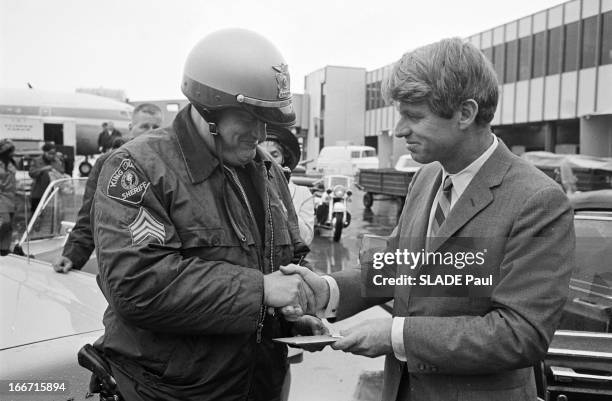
{"left": 174, "top": 104, "right": 273, "bottom": 184}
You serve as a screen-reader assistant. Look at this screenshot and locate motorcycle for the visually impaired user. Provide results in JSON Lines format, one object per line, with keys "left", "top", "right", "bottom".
{"left": 313, "top": 175, "right": 353, "bottom": 242}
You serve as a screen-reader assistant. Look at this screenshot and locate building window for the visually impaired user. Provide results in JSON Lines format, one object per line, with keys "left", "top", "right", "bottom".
{"left": 493, "top": 44, "right": 505, "bottom": 83}
{"left": 505, "top": 39, "right": 518, "bottom": 83}
{"left": 602, "top": 11, "right": 612, "bottom": 66}
{"left": 320, "top": 83, "right": 325, "bottom": 112}
{"left": 376, "top": 81, "right": 384, "bottom": 108}
{"left": 482, "top": 47, "right": 494, "bottom": 63}
{"left": 166, "top": 103, "right": 179, "bottom": 112}
{"left": 366, "top": 81, "right": 383, "bottom": 111}
{"left": 581, "top": 16, "right": 598, "bottom": 69}
{"left": 547, "top": 26, "right": 563, "bottom": 75}
{"left": 563, "top": 21, "right": 580, "bottom": 72}
{"left": 533, "top": 31, "right": 546, "bottom": 78}
{"left": 518, "top": 37, "right": 532, "bottom": 81}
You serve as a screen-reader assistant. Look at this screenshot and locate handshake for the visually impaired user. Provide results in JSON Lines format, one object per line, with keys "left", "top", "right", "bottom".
{"left": 263, "top": 264, "right": 330, "bottom": 321}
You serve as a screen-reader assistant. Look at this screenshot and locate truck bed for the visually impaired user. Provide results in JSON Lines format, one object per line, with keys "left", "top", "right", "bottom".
{"left": 357, "top": 168, "right": 414, "bottom": 197}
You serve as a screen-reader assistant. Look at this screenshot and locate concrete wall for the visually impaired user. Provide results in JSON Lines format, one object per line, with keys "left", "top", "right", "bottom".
{"left": 303, "top": 66, "right": 366, "bottom": 166}
{"left": 323, "top": 66, "right": 366, "bottom": 147}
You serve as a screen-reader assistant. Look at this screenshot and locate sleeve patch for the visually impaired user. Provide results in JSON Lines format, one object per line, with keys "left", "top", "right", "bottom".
{"left": 107, "top": 158, "right": 150, "bottom": 205}
{"left": 129, "top": 207, "right": 166, "bottom": 245}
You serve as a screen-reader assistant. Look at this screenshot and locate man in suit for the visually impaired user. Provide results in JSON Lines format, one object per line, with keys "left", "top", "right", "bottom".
{"left": 97, "top": 121, "right": 123, "bottom": 153}
{"left": 281, "top": 37, "right": 575, "bottom": 401}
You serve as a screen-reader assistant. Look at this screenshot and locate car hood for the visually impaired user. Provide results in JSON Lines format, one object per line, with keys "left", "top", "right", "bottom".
{"left": 0, "top": 255, "right": 107, "bottom": 350}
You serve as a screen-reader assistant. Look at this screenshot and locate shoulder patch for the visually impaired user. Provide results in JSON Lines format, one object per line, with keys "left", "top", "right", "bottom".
{"left": 106, "top": 158, "right": 150, "bottom": 205}
{"left": 129, "top": 207, "right": 166, "bottom": 245}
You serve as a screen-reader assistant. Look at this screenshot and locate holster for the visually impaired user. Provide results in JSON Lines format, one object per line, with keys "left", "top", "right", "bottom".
{"left": 77, "top": 344, "right": 122, "bottom": 401}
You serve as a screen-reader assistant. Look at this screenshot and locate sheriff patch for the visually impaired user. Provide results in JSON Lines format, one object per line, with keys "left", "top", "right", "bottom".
{"left": 107, "top": 159, "right": 150, "bottom": 205}
{"left": 129, "top": 207, "right": 166, "bottom": 245}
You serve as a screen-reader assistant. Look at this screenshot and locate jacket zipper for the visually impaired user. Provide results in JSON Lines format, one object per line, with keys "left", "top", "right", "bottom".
{"left": 224, "top": 166, "right": 268, "bottom": 344}
{"left": 266, "top": 186, "right": 275, "bottom": 271}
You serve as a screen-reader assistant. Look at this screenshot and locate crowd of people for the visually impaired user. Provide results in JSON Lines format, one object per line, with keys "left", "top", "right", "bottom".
{"left": 0, "top": 28, "right": 576, "bottom": 401}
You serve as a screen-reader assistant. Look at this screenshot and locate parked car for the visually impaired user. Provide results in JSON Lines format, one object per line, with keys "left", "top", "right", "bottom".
{"left": 13, "top": 177, "right": 98, "bottom": 273}
{"left": 537, "top": 191, "right": 612, "bottom": 400}
{"left": 315, "top": 145, "right": 379, "bottom": 176}
{"left": 0, "top": 254, "right": 107, "bottom": 401}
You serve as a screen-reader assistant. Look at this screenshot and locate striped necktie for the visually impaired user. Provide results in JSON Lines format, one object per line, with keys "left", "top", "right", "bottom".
{"left": 430, "top": 175, "right": 453, "bottom": 237}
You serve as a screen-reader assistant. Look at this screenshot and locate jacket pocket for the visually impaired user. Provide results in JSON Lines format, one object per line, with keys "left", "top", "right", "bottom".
{"left": 178, "top": 227, "right": 257, "bottom": 267}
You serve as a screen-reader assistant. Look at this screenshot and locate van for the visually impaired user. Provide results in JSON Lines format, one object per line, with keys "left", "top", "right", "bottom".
{"left": 315, "top": 145, "right": 379, "bottom": 175}
{"left": 394, "top": 154, "right": 423, "bottom": 173}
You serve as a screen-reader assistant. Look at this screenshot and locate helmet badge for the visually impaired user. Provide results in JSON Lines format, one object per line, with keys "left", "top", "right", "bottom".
{"left": 272, "top": 63, "right": 291, "bottom": 99}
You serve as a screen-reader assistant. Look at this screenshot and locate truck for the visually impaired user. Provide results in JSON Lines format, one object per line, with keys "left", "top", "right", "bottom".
{"left": 356, "top": 154, "right": 422, "bottom": 209}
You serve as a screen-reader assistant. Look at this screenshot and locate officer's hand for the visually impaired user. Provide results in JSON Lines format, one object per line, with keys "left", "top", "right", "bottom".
{"left": 263, "top": 271, "right": 315, "bottom": 314}
{"left": 279, "top": 264, "right": 330, "bottom": 313}
{"left": 292, "top": 315, "right": 330, "bottom": 336}
{"left": 52, "top": 256, "right": 74, "bottom": 273}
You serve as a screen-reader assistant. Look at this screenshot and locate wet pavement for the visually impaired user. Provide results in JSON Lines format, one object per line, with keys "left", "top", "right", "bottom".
{"left": 308, "top": 186, "right": 401, "bottom": 275}
{"left": 289, "top": 187, "right": 401, "bottom": 401}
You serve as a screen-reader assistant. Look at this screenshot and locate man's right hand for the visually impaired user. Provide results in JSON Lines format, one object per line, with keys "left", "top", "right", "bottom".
{"left": 279, "top": 264, "right": 330, "bottom": 313}
{"left": 52, "top": 256, "right": 74, "bottom": 273}
{"left": 263, "top": 271, "right": 315, "bottom": 313}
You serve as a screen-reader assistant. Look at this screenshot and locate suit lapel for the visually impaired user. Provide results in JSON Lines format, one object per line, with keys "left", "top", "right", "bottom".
{"left": 428, "top": 140, "right": 513, "bottom": 252}
{"left": 401, "top": 167, "right": 441, "bottom": 251}
{"left": 395, "top": 167, "right": 441, "bottom": 304}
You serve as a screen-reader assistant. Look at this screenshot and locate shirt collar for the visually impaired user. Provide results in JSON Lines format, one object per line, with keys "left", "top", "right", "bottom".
{"left": 442, "top": 134, "right": 498, "bottom": 199}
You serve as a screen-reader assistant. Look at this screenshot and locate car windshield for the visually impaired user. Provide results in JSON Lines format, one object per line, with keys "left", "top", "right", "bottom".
{"left": 362, "top": 150, "right": 376, "bottom": 157}
{"left": 559, "top": 213, "right": 612, "bottom": 333}
{"left": 16, "top": 178, "right": 88, "bottom": 263}
{"left": 325, "top": 176, "right": 351, "bottom": 188}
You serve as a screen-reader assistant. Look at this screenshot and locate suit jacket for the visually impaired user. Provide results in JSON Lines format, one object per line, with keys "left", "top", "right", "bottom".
{"left": 97, "top": 129, "right": 123, "bottom": 152}
{"left": 333, "top": 141, "right": 575, "bottom": 401}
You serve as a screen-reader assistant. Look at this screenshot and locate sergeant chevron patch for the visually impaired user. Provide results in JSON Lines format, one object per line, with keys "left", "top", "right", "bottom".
{"left": 129, "top": 207, "right": 166, "bottom": 245}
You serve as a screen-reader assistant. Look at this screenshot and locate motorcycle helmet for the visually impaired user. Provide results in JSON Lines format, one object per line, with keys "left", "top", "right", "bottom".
{"left": 182, "top": 28, "right": 296, "bottom": 127}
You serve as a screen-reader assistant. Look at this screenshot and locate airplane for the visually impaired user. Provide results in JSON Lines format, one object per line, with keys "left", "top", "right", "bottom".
{"left": 0, "top": 88, "right": 133, "bottom": 175}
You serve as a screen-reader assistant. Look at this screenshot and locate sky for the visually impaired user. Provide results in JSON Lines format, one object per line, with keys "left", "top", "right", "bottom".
{"left": 1, "top": 0, "right": 566, "bottom": 101}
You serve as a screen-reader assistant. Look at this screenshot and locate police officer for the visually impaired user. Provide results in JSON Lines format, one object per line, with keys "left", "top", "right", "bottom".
{"left": 261, "top": 126, "right": 315, "bottom": 245}
{"left": 52, "top": 103, "right": 163, "bottom": 273}
{"left": 91, "top": 29, "right": 319, "bottom": 401}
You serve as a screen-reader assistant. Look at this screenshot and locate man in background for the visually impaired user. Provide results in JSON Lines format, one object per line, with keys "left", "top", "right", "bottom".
{"left": 28, "top": 142, "right": 64, "bottom": 212}
{"left": 52, "top": 103, "right": 163, "bottom": 273}
{"left": 0, "top": 139, "right": 17, "bottom": 256}
{"left": 97, "top": 121, "right": 123, "bottom": 153}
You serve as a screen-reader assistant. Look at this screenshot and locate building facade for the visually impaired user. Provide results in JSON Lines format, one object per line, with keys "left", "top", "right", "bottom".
{"left": 303, "top": 66, "right": 367, "bottom": 164}
{"left": 305, "top": 0, "right": 612, "bottom": 167}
